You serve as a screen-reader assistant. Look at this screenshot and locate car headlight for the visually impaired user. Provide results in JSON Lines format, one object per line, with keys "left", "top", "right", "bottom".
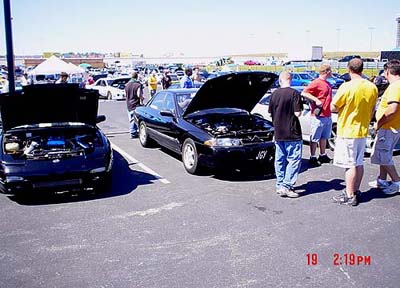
{"left": 90, "top": 167, "right": 106, "bottom": 173}
{"left": 204, "top": 138, "right": 242, "bottom": 147}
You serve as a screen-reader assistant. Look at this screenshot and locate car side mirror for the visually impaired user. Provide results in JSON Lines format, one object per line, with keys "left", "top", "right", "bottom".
{"left": 96, "top": 115, "right": 106, "bottom": 123}
{"left": 160, "top": 110, "right": 174, "bottom": 117}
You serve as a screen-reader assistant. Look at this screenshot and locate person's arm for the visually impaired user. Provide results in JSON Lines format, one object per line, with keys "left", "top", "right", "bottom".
{"left": 301, "top": 91, "right": 322, "bottom": 106}
{"left": 375, "top": 102, "right": 399, "bottom": 130}
{"left": 330, "top": 84, "right": 346, "bottom": 112}
{"left": 294, "top": 91, "right": 302, "bottom": 117}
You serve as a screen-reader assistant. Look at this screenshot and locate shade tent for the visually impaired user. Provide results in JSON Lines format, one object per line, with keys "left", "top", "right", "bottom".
{"left": 29, "top": 55, "right": 85, "bottom": 75}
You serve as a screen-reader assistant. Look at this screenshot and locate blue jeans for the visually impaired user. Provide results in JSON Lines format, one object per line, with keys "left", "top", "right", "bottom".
{"left": 274, "top": 140, "right": 302, "bottom": 189}
{"left": 128, "top": 110, "right": 138, "bottom": 136}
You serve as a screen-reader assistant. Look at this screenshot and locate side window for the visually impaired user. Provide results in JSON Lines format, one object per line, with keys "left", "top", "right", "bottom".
{"left": 164, "top": 93, "right": 175, "bottom": 113}
{"left": 149, "top": 92, "right": 167, "bottom": 111}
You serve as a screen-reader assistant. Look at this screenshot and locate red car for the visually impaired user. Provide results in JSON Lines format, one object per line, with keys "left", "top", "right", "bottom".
{"left": 244, "top": 60, "right": 261, "bottom": 65}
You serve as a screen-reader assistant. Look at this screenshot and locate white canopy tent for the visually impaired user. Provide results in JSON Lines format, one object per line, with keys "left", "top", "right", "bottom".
{"left": 29, "top": 55, "right": 84, "bottom": 75}
{"left": 28, "top": 56, "right": 86, "bottom": 83}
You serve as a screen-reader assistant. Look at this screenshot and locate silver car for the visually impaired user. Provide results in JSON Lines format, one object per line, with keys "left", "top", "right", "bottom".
{"left": 251, "top": 87, "right": 399, "bottom": 153}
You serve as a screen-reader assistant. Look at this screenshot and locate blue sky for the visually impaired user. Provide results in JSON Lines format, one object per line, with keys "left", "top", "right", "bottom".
{"left": 0, "top": 0, "right": 399, "bottom": 57}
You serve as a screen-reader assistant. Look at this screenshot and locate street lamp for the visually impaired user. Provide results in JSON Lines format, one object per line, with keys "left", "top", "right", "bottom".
{"left": 368, "top": 26, "right": 375, "bottom": 51}
{"left": 306, "top": 30, "right": 311, "bottom": 48}
{"left": 336, "top": 28, "right": 341, "bottom": 52}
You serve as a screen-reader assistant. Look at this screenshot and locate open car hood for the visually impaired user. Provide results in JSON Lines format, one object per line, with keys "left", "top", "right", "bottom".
{"left": 183, "top": 71, "right": 278, "bottom": 117}
{"left": 0, "top": 84, "right": 99, "bottom": 131}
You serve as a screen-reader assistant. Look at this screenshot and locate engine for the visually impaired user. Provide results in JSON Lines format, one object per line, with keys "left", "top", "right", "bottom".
{"left": 190, "top": 114, "right": 274, "bottom": 142}
{"left": 3, "top": 129, "right": 101, "bottom": 160}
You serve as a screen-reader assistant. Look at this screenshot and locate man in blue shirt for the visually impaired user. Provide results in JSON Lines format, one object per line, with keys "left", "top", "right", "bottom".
{"left": 180, "top": 68, "right": 194, "bottom": 88}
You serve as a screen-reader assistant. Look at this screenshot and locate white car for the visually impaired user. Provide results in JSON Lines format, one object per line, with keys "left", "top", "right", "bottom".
{"left": 86, "top": 77, "right": 129, "bottom": 100}
{"left": 251, "top": 87, "right": 398, "bottom": 153}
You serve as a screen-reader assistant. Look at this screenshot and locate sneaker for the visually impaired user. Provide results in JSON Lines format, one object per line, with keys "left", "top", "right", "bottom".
{"left": 309, "top": 157, "right": 320, "bottom": 167}
{"left": 285, "top": 187, "right": 300, "bottom": 198}
{"left": 382, "top": 182, "right": 400, "bottom": 195}
{"left": 332, "top": 190, "right": 358, "bottom": 206}
{"left": 276, "top": 187, "right": 287, "bottom": 197}
{"left": 368, "top": 178, "right": 392, "bottom": 189}
{"left": 318, "top": 154, "right": 332, "bottom": 164}
{"left": 130, "top": 133, "right": 138, "bottom": 139}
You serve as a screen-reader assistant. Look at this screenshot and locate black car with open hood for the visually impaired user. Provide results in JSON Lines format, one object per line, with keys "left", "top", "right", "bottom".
{"left": 0, "top": 84, "right": 113, "bottom": 195}
{"left": 134, "top": 71, "right": 278, "bottom": 174}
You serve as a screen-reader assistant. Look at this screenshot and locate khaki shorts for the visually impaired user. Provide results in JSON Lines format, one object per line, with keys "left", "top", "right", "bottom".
{"left": 370, "top": 129, "right": 400, "bottom": 166}
{"left": 333, "top": 137, "right": 367, "bottom": 168}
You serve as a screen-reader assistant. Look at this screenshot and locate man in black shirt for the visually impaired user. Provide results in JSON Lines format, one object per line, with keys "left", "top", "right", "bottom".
{"left": 268, "top": 71, "right": 303, "bottom": 198}
{"left": 125, "top": 72, "right": 144, "bottom": 138}
{"left": 161, "top": 69, "right": 172, "bottom": 89}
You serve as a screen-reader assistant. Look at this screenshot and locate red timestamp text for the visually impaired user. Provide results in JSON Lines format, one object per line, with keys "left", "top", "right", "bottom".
{"left": 333, "top": 253, "right": 371, "bottom": 266}
{"left": 306, "top": 253, "right": 371, "bottom": 266}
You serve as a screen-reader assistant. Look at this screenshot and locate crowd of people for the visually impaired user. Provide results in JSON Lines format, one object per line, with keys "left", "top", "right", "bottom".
{"left": 268, "top": 58, "right": 400, "bottom": 206}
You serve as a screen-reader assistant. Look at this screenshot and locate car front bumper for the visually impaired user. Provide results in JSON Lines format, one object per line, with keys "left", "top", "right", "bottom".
{"left": 198, "top": 142, "right": 275, "bottom": 170}
{"left": 0, "top": 170, "right": 110, "bottom": 195}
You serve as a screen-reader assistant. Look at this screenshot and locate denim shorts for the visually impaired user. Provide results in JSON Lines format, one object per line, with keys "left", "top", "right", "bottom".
{"left": 310, "top": 116, "right": 332, "bottom": 142}
{"left": 371, "top": 129, "right": 400, "bottom": 165}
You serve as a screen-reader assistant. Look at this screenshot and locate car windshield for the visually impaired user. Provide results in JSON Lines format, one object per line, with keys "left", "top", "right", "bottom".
{"left": 299, "top": 73, "right": 313, "bottom": 80}
{"left": 110, "top": 78, "right": 130, "bottom": 87}
{"left": 176, "top": 92, "right": 195, "bottom": 115}
{"left": 169, "top": 74, "right": 179, "bottom": 81}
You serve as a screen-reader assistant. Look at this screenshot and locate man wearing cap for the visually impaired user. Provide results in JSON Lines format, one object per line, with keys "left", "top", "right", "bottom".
{"left": 301, "top": 64, "right": 333, "bottom": 167}
{"left": 56, "top": 72, "right": 69, "bottom": 84}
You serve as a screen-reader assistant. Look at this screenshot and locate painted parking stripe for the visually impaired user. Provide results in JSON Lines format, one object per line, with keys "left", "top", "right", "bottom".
{"left": 111, "top": 143, "right": 171, "bottom": 184}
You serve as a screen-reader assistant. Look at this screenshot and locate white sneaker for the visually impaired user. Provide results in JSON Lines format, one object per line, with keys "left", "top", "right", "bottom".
{"left": 382, "top": 182, "right": 400, "bottom": 195}
{"left": 368, "top": 178, "right": 391, "bottom": 189}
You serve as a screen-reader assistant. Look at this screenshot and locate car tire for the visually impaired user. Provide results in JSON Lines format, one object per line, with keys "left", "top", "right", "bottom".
{"left": 107, "top": 91, "right": 112, "bottom": 100}
{"left": 182, "top": 138, "right": 201, "bottom": 174}
{"left": 328, "top": 124, "right": 337, "bottom": 151}
{"left": 139, "top": 122, "right": 155, "bottom": 147}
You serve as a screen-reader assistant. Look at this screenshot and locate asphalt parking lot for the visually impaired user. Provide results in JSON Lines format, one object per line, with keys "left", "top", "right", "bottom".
{"left": 1, "top": 99, "right": 400, "bottom": 288}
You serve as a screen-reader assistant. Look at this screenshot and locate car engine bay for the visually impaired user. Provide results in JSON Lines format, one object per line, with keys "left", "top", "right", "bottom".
{"left": 189, "top": 113, "right": 274, "bottom": 142}
{"left": 3, "top": 127, "right": 102, "bottom": 160}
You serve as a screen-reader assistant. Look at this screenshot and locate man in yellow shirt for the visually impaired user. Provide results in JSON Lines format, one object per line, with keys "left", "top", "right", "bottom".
{"left": 148, "top": 70, "right": 158, "bottom": 98}
{"left": 369, "top": 59, "right": 400, "bottom": 194}
{"left": 331, "top": 58, "right": 378, "bottom": 206}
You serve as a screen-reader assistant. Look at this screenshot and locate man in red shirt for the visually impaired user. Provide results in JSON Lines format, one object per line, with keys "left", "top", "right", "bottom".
{"left": 301, "top": 64, "right": 333, "bottom": 166}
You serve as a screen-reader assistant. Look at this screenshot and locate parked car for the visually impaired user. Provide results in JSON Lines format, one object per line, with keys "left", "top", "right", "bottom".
{"left": 307, "top": 72, "right": 345, "bottom": 88}
{"left": 338, "top": 55, "right": 361, "bottom": 62}
{"left": 290, "top": 72, "right": 313, "bottom": 86}
{"left": 0, "top": 84, "right": 113, "bottom": 196}
{"left": 339, "top": 73, "right": 369, "bottom": 82}
{"left": 251, "top": 87, "right": 400, "bottom": 153}
{"left": 86, "top": 77, "right": 129, "bottom": 100}
{"left": 134, "top": 72, "right": 278, "bottom": 174}
{"left": 244, "top": 60, "right": 261, "bottom": 65}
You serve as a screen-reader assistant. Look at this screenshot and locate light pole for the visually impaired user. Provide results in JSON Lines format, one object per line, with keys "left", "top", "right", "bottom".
{"left": 368, "top": 26, "right": 375, "bottom": 51}
{"left": 306, "top": 30, "right": 311, "bottom": 48}
{"left": 3, "top": 0, "right": 15, "bottom": 95}
{"left": 336, "top": 28, "right": 341, "bottom": 53}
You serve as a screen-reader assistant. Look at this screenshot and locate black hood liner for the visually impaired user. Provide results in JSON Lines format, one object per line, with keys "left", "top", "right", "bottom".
{"left": 183, "top": 71, "right": 278, "bottom": 116}
{"left": 0, "top": 84, "right": 99, "bottom": 131}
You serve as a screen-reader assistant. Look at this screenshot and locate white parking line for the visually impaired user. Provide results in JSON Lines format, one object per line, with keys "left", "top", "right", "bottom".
{"left": 111, "top": 143, "right": 171, "bottom": 184}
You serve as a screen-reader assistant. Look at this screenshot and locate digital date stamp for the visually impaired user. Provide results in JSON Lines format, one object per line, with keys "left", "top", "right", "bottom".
{"left": 306, "top": 253, "right": 371, "bottom": 266}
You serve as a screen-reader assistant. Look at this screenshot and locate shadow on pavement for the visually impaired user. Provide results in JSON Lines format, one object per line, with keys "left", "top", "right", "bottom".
{"left": 358, "top": 188, "right": 398, "bottom": 203}
{"left": 8, "top": 150, "right": 159, "bottom": 206}
{"left": 295, "top": 178, "right": 345, "bottom": 196}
